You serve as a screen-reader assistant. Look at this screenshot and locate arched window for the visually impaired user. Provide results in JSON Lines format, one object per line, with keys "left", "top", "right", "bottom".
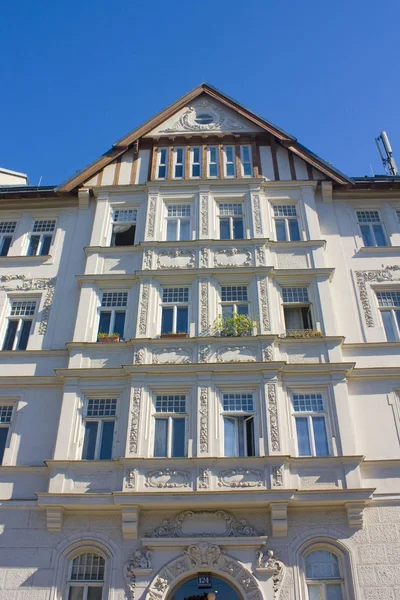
{"left": 67, "top": 552, "right": 105, "bottom": 599}
{"left": 305, "top": 550, "right": 344, "bottom": 599}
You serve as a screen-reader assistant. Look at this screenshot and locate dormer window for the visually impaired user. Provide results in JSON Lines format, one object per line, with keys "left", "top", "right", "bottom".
{"left": 195, "top": 114, "right": 213, "bottom": 125}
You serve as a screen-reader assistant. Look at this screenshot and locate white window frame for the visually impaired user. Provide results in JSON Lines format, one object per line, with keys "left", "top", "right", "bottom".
{"left": 272, "top": 204, "right": 301, "bottom": 242}
{"left": 303, "top": 547, "right": 346, "bottom": 600}
{"left": 0, "top": 221, "right": 17, "bottom": 256}
{"left": 173, "top": 147, "right": 185, "bottom": 179}
{"left": 160, "top": 287, "right": 190, "bottom": 335}
{"left": 81, "top": 397, "right": 118, "bottom": 461}
{"left": 281, "top": 286, "right": 315, "bottom": 334}
{"left": 240, "top": 145, "right": 253, "bottom": 177}
{"left": 356, "top": 209, "right": 388, "bottom": 247}
{"left": 207, "top": 146, "right": 219, "bottom": 178}
{"left": 0, "top": 402, "right": 15, "bottom": 465}
{"left": 157, "top": 148, "right": 168, "bottom": 179}
{"left": 97, "top": 291, "right": 128, "bottom": 339}
{"left": 190, "top": 146, "right": 201, "bottom": 178}
{"left": 27, "top": 219, "right": 56, "bottom": 256}
{"left": 218, "top": 202, "right": 245, "bottom": 240}
{"left": 165, "top": 204, "right": 192, "bottom": 241}
{"left": 220, "top": 390, "right": 257, "bottom": 457}
{"left": 219, "top": 285, "right": 250, "bottom": 317}
{"left": 66, "top": 551, "right": 106, "bottom": 600}
{"left": 110, "top": 208, "right": 137, "bottom": 246}
{"left": 223, "top": 145, "right": 236, "bottom": 177}
{"left": 291, "top": 392, "right": 331, "bottom": 457}
{"left": 152, "top": 394, "right": 187, "bottom": 458}
{"left": 2, "top": 297, "right": 39, "bottom": 351}
{"left": 376, "top": 289, "right": 400, "bottom": 341}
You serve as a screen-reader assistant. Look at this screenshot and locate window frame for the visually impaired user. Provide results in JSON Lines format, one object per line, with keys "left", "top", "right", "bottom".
{"left": 356, "top": 209, "right": 388, "bottom": 247}
{"left": 220, "top": 390, "right": 257, "bottom": 457}
{"left": 240, "top": 145, "right": 253, "bottom": 177}
{"left": 27, "top": 218, "right": 56, "bottom": 256}
{"left": 0, "top": 221, "right": 17, "bottom": 257}
{"left": 152, "top": 393, "right": 188, "bottom": 458}
{"left": 290, "top": 392, "right": 331, "bottom": 457}
{"left": 219, "top": 284, "right": 250, "bottom": 319}
{"left": 172, "top": 147, "right": 185, "bottom": 179}
{"left": 302, "top": 545, "right": 347, "bottom": 600}
{"left": 223, "top": 145, "right": 236, "bottom": 178}
{"left": 0, "top": 402, "right": 16, "bottom": 465}
{"left": 217, "top": 202, "right": 245, "bottom": 240}
{"left": 2, "top": 297, "right": 39, "bottom": 351}
{"left": 156, "top": 147, "right": 168, "bottom": 180}
{"left": 160, "top": 286, "right": 190, "bottom": 335}
{"left": 164, "top": 203, "right": 192, "bottom": 241}
{"left": 66, "top": 551, "right": 106, "bottom": 600}
{"left": 207, "top": 146, "right": 219, "bottom": 178}
{"left": 190, "top": 146, "right": 201, "bottom": 178}
{"left": 272, "top": 204, "right": 301, "bottom": 242}
{"left": 97, "top": 290, "right": 128, "bottom": 340}
{"left": 375, "top": 289, "right": 400, "bottom": 341}
{"left": 81, "top": 397, "right": 118, "bottom": 461}
{"left": 109, "top": 207, "right": 138, "bottom": 247}
{"left": 281, "top": 286, "right": 315, "bottom": 335}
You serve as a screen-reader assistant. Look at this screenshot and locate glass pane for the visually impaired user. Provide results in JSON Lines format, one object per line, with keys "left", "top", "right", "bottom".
{"left": 382, "top": 310, "right": 397, "bottom": 340}
{"left": 246, "top": 417, "right": 255, "bottom": 457}
{"left": 243, "top": 163, "right": 252, "bottom": 176}
{"left": 284, "top": 307, "right": 303, "bottom": 330}
{"left": 275, "top": 220, "right": 287, "bottom": 241}
{"left": 395, "top": 310, "right": 400, "bottom": 331}
{"left": 99, "top": 421, "right": 114, "bottom": 460}
{"left": 175, "top": 165, "right": 183, "bottom": 178}
{"left": 180, "top": 220, "right": 190, "bottom": 241}
{"left": 0, "top": 427, "right": 9, "bottom": 463}
{"left": 306, "top": 550, "right": 340, "bottom": 578}
{"left": 192, "top": 164, "right": 200, "bottom": 177}
{"left": 0, "top": 237, "right": 12, "bottom": 257}
{"left": 176, "top": 307, "right": 188, "bottom": 333}
{"left": 222, "top": 305, "right": 234, "bottom": 319}
{"left": 18, "top": 320, "right": 32, "bottom": 350}
{"left": 167, "top": 220, "right": 178, "bottom": 241}
{"left": 172, "top": 418, "right": 185, "bottom": 457}
{"left": 360, "top": 224, "right": 373, "bottom": 246}
{"left": 87, "top": 588, "right": 103, "bottom": 600}
{"left": 193, "top": 148, "right": 200, "bottom": 162}
{"left": 209, "top": 163, "right": 218, "bottom": 177}
{"left": 289, "top": 219, "right": 301, "bottom": 241}
{"left": 233, "top": 218, "right": 244, "bottom": 239}
{"left": 219, "top": 218, "right": 230, "bottom": 239}
{"left": 161, "top": 307, "right": 173, "bottom": 334}
{"left": 326, "top": 585, "right": 343, "bottom": 600}
{"left": 40, "top": 235, "right": 52, "bottom": 255}
{"left": 2, "top": 320, "right": 18, "bottom": 351}
{"left": 224, "top": 417, "right": 236, "bottom": 457}
{"left": 238, "top": 417, "right": 245, "bottom": 457}
{"left": 98, "top": 312, "right": 111, "bottom": 336}
{"left": 154, "top": 418, "right": 168, "bottom": 457}
{"left": 226, "top": 163, "right": 235, "bottom": 176}
{"left": 238, "top": 304, "right": 249, "bottom": 316}
{"left": 242, "top": 146, "right": 250, "bottom": 162}
{"left": 114, "top": 225, "right": 135, "bottom": 246}
{"left": 295, "top": 417, "right": 311, "bottom": 455}
{"left": 226, "top": 147, "right": 234, "bottom": 162}
{"left": 307, "top": 585, "right": 322, "bottom": 600}
{"left": 68, "top": 587, "right": 84, "bottom": 600}
{"left": 82, "top": 421, "right": 98, "bottom": 460}
{"left": 158, "top": 165, "right": 166, "bottom": 178}
{"left": 210, "top": 148, "right": 217, "bottom": 162}
{"left": 27, "top": 235, "right": 40, "bottom": 256}
{"left": 113, "top": 312, "right": 125, "bottom": 338}
{"left": 313, "top": 417, "right": 329, "bottom": 456}
{"left": 373, "top": 224, "right": 387, "bottom": 246}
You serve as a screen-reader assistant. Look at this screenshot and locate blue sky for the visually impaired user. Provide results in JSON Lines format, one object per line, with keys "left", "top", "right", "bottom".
{"left": 1, "top": 0, "right": 399, "bottom": 185}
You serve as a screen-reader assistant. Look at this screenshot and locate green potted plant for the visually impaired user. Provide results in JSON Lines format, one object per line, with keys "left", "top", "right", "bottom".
{"left": 213, "top": 313, "right": 257, "bottom": 337}
{"left": 97, "top": 332, "right": 120, "bottom": 343}
{"left": 285, "top": 329, "right": 323, "bottom": 339}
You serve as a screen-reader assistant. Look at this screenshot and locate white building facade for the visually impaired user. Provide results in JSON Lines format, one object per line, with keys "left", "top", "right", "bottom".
{"left": 0, "top": 83, "right": 400, "bottom": 600}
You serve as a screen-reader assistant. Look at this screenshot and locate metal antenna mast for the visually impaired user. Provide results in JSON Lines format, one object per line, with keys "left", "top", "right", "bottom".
{"left": 375, "top": 131, "right": 399, "bottom": 176}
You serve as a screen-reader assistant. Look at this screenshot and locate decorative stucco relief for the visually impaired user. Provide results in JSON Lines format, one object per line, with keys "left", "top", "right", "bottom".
{"left": 277, "top": 253, "right": 308, "bottom": 269}
{"left": 258, "top": 277, "right": 270, "bottom": 331}
{"left": 129, "top": 388, "right": 141, "bottom": 455}
{"left": 355, "top": 266, "right": 400, "bottom": 327}
{"left": 148, "top": 509, "right": 263, "bottom": 538}
{"left": 157, "top": 249, "right": 195, "bottom": 270}
{"left": 146, "top": 543, "right": 263, "bottom": 600}
{"left": 198, "top": 344, "right": 212, "bottom": 363}
{"left": 124, "top": 468, "right": 136, "bottom": 490}
{"left": 200, "top": 279, "right": 209, "bottom": 333}
{"left": 161, "top": 100, "right": 245, "bottom": 133}
{"left": 199, "top": 387, "right": 209, "bottom": 454}
{"left": 145, "top": 468, "right": 190, "bottom": 489}
{"left": 263, "top": 346, "right": 274, "bottom": 361}
{"left": 216, "top": 345, "right": 256, "bottom": 363}
{"left": 252, "top": 195, "right": 263, "bottom": 235}
{"left": 214, "top": 248, "right": 252, "bottom": 268}
{"left": 288, "top": 353, "right": 320, "bottom": 364}
{"left": 198, "top": 468, "right": 210, "bottom": 489}
{"left": 271, "top": 466, "right": 284, "bottom": 487}
{"left": 138, "top": 281, "right": 150, "bottom": 335}
{"left": 146, "top": 196, "right": 157, "bottom": 238}
{"left": 218, "top": 468, "right": 264, "bottom": 488}
{"left": 133, "top": 347, "right": 145, "bottom": 365}
{"left": 143, "top": 249, "right": 153, "bottom": 270}
{"left": 152, "top": 347, "right": 192, "bottom": 364}
{"left": 125, "top": 549, "right": 152, "bottom": 599}
{"left": 299, "top": 473, "right": 339, "bottom": 489}
{"left": 255, "top": 545, "right": 285, "bottom": 599}
{"left": 0, "top": 275, "right": 56, "bottom": 335}
{"left": 256, "top": 245, "right": 266, "bottom": 266}
{"left": 268, "top": 384, "right": 280, "bottom": 452}
{"left": 201, "top": 195, "right": 208, "bottom": 236}
{"left": 200, "top": 247, "right": 209, "bottom": 268}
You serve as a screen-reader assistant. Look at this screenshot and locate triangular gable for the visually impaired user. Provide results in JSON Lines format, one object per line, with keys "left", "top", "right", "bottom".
{"left": 58, "top": 83, "right": 353, "bottom": 191}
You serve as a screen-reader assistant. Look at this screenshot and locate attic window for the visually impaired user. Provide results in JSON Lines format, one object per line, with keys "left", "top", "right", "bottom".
{"left": 195, "top": 114, "right": 213, "bottom": 125}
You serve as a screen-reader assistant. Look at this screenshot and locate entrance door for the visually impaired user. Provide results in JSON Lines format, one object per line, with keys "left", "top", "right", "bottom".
{"left": 169, "top": 575, "right": 241, "bottom": 600}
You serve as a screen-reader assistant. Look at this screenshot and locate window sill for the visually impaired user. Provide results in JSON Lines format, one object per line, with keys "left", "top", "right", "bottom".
{"left": 358, "top": 245, "right": 400, "bottom": 253}
{"left": 0, "top": 254, "right": 52, "bottom": 262}
{"left": 160, "top": 333, "right": 189, "bottom": 338}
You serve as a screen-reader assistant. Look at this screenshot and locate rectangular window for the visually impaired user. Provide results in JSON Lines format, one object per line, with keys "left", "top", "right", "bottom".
{"left": 98, "top": 292, "right": 128, "bottom": 339}
{"left": 223, "top": 146, "right": 236, "bottom": 177}
{"left": 220, "top": 285, "right": 249, "bottom": 319}
{"left": 0, "top": 404, "right": 13, "bottom": 464}
{"left": 166, "top": 204, "right": 191, "bottom": 241}
{"left": 2, "top": 300, "right": 36, "bottom": 351}
{"left": 377, "top": 290, "right": 400, "bottom": 341}
{"left": 157, "top": 148, "right": 168, "bottom": 179}
{"left": 207, "top": 146, "right": 218, "bottom": 177}
{"left": 273, "top": 205, "right": 301, "bottom": 242}
{"left": 218, "top": 203, "right": 244, "bottom": 240}
{"left": 153, "top": 394, "right": 186, "bottom": 457}
{"left": 82, "top": 398, "right": 117, "bottom": 460}
{"left": 292, "top": 393, "right": 329, "bottom": 456}
{"left": 27, "top": 220, "right": 55, "bottom": 256}
{"left": 0, "top": 221, "right": 17, "bottom": 257}
{"left": 190, "top": 147, "right": 201, "bottom": 178}
{"left": 173, "top": 147, "right": 185, "bottom": 179}
{"left": 110, "top": 209, "right": 137, "bottom": 246}
{"left": 161, "top": 287, "right": 189, "bottom": 335}
{"left": 356, "top": 210, "right": 387, "bottom": 247}
{"left": 240, "top": 145, "right": 253, "bottom": 177}
{"left": 397, "top": 210, "right": 400, "bottom": 223}
{"left": 222, "top": 392, "right": 255, "bottom": 457}
{"left": 282, "top": 287, "right": 313, "bottom": 334}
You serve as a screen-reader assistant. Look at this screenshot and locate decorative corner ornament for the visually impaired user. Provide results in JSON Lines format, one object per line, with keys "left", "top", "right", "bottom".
{"left": 161, "top": 100, "right": 244, "bottom": 133}
{"left": 255, "top": 544, "right": 285, "bottom": 598}
{"left": 355, "top": 265, "right": 400, "bottom": 327}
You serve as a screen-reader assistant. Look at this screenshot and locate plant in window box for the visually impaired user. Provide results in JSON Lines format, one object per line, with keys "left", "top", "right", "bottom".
{"left": 285, "top": 329, "right": 323, "bottom": 339}
{"left": 97, "top": 332, "right": 121, "bottom": 343}
{"left": 213, "top": 313, "right": 257, "bottom": 337}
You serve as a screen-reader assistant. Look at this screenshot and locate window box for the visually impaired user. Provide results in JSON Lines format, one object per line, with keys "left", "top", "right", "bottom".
{"left": 160, "top": 333, "right": 189, "bottom": 338}
{"left": 285, "top": 329, "right": 323, "bottom": 338}
{"left": 97, "top": 333, "right": 121, "bottom": 343}
{"left": 213, "top": 314, "right": 256, "bottom": 337}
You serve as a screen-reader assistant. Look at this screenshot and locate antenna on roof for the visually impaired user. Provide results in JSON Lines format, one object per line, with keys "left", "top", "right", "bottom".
{"left": 375, "top": 131, "right": 399, "bottom": 175}
{"left": 38, "top": 176, "right": 43, "bottom": 187}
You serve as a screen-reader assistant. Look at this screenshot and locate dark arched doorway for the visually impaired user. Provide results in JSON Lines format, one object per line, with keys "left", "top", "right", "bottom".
{"left": 169, "top": 574, "right": 241, "bottom": 600}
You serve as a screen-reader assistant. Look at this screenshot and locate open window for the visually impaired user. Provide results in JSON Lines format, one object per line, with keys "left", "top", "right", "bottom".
{"left": 221, "top": 392, "right": 255, "bottom": 457}
{"left": 282, "top": 287, "right": 314, "bottom": 335}
{"left": 110, "top": 209, "right": 137, "bottom": 246}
